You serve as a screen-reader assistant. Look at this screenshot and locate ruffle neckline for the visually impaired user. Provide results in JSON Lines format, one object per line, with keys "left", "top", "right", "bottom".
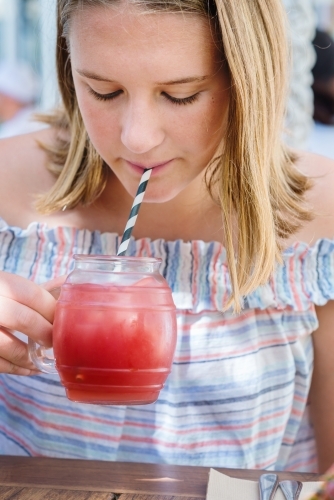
{"left": 0, "top": 217, "right": 333, "bottom": 313}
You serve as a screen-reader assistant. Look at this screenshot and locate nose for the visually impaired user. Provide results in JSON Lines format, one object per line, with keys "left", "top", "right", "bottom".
{"left": 120, "top": 97, "right": 165, "bottom": 154}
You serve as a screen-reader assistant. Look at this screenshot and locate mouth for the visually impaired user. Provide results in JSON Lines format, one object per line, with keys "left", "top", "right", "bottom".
{"left": 124, "top": 159, "right": 173, "bottom": 175}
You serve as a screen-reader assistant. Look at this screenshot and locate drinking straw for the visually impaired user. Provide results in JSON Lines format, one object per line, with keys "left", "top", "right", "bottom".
{"left": 117, "top": 168, "right": 153, "bottom": 256}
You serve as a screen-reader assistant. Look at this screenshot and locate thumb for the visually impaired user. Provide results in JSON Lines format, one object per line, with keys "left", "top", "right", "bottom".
{"left": 40, "top": 275, "right": 67, "bottom": 300}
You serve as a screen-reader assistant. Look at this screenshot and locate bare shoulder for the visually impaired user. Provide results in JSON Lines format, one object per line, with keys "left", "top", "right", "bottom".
{"left": 298, "top": 150, "right": 334, "bottom": 221}
{"left": 0, "top": 128, "right": 57, "bottom": 225}
{"left": 289, "top": 151, "right": 334, "bottom": 244}
{"left": 296, "top": 149, "right": 334, "bottom": 181}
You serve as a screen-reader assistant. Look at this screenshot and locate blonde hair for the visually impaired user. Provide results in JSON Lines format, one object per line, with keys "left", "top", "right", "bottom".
{"left": 37, "top": 0, "right": 313, "bottom": 310}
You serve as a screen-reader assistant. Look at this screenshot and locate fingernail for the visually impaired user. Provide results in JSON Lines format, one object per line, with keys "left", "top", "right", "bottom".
{"left": 48, "top": 287, "right": 61, "bottom": 300}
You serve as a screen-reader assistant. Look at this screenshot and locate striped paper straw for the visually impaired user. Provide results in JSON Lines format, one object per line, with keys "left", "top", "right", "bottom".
{"left": 117, "top": 168, "right": 152, "bottom": 256}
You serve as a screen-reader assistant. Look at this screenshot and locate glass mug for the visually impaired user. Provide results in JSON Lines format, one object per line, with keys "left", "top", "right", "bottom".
{"left": 29, "top": 255, "right": 177, "bottom": 405}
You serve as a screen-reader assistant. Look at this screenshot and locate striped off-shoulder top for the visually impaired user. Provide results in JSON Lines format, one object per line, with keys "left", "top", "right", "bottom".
{"left": 0, "top": 217, "right": 333, "bottom": 472}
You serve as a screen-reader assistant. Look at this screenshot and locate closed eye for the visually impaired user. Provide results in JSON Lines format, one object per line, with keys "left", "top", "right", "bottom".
{"left": 88, "top": 88, "right": 123, "bottom": 101}
{"left": 162, "top": 92, "right": 200, "bottom": 105}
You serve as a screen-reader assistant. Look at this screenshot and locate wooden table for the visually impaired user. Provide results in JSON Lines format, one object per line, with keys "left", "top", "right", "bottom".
{"left": 0, "top": 456, "right": 320, "bottom": 500}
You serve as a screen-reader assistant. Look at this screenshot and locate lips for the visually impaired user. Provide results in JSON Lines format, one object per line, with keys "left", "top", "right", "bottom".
{"left": 124, "top": 159, "right": 173, "bottom": 175}
{"left": 126, "top": 160, "right": 172, "bottom": 170}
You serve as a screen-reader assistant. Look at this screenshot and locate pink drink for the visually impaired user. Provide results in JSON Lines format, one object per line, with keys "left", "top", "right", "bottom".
{"left": 53, "top": 273, "right": 177, "bottom": 405}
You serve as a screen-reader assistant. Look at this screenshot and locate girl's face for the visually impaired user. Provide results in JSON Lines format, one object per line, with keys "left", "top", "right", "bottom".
{"left": 70, "top": 4, "right": 229, "bottom": 202}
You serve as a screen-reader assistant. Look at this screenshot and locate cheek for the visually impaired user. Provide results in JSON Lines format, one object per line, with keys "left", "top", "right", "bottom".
{"left": 176, "top": 99, "right": 226, "bottom": 154}
{"left": 204, "top": 95, "right": 228, "bottom": 149}
{"left": 76, "top": 89, "right": 119, "bottom": 151}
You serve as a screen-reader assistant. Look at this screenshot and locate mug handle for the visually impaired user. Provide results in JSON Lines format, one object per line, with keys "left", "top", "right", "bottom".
{"left": 28, "top": 337, "right": 57, "bottom": 374}
{"left": 28, "top": 277, "right": 66, "bottom": 374}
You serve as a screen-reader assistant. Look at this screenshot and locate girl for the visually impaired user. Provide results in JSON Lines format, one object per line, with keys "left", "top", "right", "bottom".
{"left": 0, "top": 0, "right": 333, "bottom": 473}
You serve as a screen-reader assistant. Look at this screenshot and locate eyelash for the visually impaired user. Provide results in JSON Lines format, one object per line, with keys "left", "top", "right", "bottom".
{"left": 88, "top": 88, "right": 122, "bottom": 101}
{"left": 162, "top": 92, "right": 199, "bottom": 106}
{"left": 88, "top": 88, "right": 199, "bottom": 106}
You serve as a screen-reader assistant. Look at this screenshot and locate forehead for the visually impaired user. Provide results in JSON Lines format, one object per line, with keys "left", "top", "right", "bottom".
{"left": 69, "top": 4, "right": 219, "bottom": 69}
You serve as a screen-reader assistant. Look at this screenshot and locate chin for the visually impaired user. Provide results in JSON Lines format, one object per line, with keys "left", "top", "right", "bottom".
{"left": 143, "top": 194, "right": 176, "bottom": 204}
{"left": 124, "top": 180, "right": 184, "bottom": 204}
{"left": 139, "top": 187, "right": 184, "bottom": 204}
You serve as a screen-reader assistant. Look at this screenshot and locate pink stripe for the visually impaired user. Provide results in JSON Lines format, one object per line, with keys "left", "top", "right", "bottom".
{"left": 286, "top": 455, "right": 318, "bottom": 472}
{"left": 0, "top": 423, "right": 36, "bottom": 455}
{"left": 124, "top": 408, "right": 289, "bottom": 434}
{"left": 192, "top": 241, "right": 199, "bottom": 309}
{"left": 30, "top": 225, "right": 46, "bottom": 282}
{"left": 53, "top": 227, "right": 66, "bottom": 276}
{"left": 255, "top": 456, "right": 280, "bottom": 470}
{"left": 289, "top": 252, "right": 303, "bottom": 311}
{"left": 0, "top": 380, "right": 123, "bottom": 428}
{"left": 121, "top": 425, "right": 286, "bottom": 449}
{"left": 294, "top": 393, "right": 307, "bottom": 403}
{"left": 0, "top": 393, "right": 119, "bottom": 441}
{"left": 65, "top": 227, "right": 77, "bottom": 272}
{"left": 175, "top": 335, "right": 291, "bottom": 362}
{"left": 211, "top": 245, "right": 222, "bottom": 309}
{"left": 177, "top": 307, "right": 285, "bottom": 332}
{"left": 290, "top": 407, "right": 304, "bottom": 418}
{"left": 298, "top": 247, "right": 310, "bottom": 300}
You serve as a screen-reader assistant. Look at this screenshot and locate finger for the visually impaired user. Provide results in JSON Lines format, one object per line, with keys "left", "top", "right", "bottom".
{"left": 0, "top": 296, "right": 53, "bottom": 347}
{"left": 0, "top": 326, "right": 37, "bottom": 371}
{"left": 40, "top": 275, "right": 67, "bottom": 292}
{"left": 40, "top": 275, "right": 67, "bottom": 300}
{"left": 0, "top": 271, "right": 56, "bottom": 323}
{"left": 0, "top": 356, "right": 39, "bottom": 376}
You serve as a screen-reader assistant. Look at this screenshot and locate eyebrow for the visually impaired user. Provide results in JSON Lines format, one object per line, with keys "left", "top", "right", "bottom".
{"left": 76, "top": 69, "right": 210, "bottom": 85}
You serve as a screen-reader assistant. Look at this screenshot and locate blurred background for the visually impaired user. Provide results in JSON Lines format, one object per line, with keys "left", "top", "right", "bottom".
{"left": 0, "top": 0, "right": 57, "bottom": 105}
{"left": 0, "top": 0, "right": 56, "bottom": 138}
{"left": 0, "top": 0, "right": 334, "bottom": 158}
{"left": 309, "top": 0, "right": 334, "bottom": 158}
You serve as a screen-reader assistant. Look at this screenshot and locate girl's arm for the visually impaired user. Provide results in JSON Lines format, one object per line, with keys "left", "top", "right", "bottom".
{"left": 310, "top": 300, "right": 334, "bottom": 473}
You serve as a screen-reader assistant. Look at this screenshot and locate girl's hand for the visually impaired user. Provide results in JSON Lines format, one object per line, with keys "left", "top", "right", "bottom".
{"left": 0, "top": 271, "right": 64, "bottom": 376}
